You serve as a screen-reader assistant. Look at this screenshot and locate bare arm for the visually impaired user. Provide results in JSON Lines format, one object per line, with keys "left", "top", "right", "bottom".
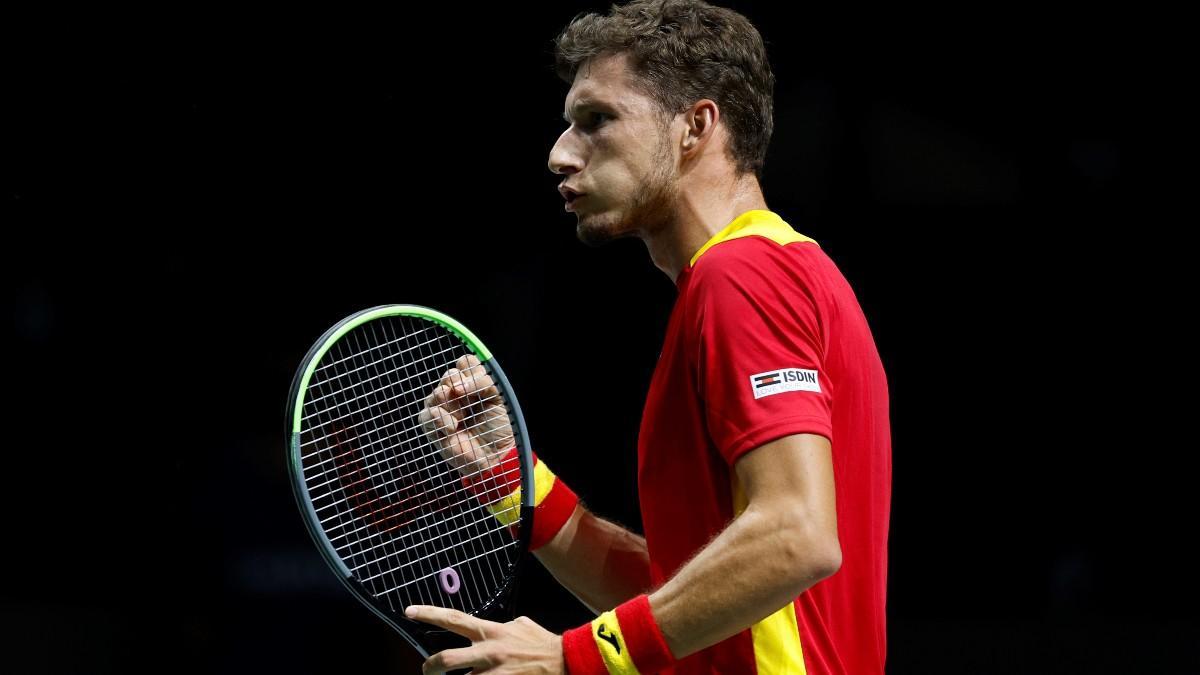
{"left": 533, "top": 503, "right": 653, "bottom": 614}
{"left": 649, "top": 433, "right": 841, "bottom": 657}
{"left": 406, "top": 432, "right": 839, "bottom": 674}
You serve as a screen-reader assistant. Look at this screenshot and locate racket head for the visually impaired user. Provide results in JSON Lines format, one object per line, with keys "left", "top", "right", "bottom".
{"left": 286, "top": 305, "right": 534, "bottom": 657}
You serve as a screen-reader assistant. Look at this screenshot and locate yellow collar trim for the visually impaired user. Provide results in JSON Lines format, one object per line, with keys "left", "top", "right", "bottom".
{"left": 688, "top": 210, "right": 818, "bottom": 268}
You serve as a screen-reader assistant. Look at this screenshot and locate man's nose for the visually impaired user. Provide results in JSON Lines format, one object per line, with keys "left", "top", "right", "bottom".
{"left": 548, "top": 128, "right": 583, "bottom": 176}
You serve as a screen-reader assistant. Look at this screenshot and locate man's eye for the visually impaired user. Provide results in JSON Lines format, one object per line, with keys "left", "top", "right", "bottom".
{"left": 587, "top": 113, "right": 610, "bottom": 128}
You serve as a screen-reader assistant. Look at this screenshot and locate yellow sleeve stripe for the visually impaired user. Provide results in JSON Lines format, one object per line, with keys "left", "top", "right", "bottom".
{"left": 750, "top": 602, "right": 807, "bottom": 674}
{"left": 486, "top": 458, "right": 557, "bottom": 526}
{"left": 590, "top": 609, "right": 641, "bottom": 675}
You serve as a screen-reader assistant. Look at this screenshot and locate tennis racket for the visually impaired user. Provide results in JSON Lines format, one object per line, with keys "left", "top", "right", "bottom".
{"left": 286, "top": 305, "right": 534, "bottom": 659}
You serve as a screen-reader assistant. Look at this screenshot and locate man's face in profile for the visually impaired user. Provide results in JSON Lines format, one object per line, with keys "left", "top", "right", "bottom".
{"left": 549, "top": 53, "right": 678, "bottom": 246}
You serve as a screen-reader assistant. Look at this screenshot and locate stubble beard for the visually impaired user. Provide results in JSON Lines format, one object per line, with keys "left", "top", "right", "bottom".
{"left": 576, "top": 138, "right": 677, "bottom": 248}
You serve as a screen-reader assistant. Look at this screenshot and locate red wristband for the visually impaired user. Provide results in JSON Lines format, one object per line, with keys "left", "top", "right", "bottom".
{"left": 530, "top": 476, "right": 578, "bottom": 550}
{"left": 562, "top": 594, "right": 675, "bottom": 674}
{"left": 461, "top": 446, "right": 522, "bottom": 500}
{"left": 464, "top": 447, "right": 579, "bottom": 551}
{"left": 563, "top": 622, "right": 607, "bottom": 674}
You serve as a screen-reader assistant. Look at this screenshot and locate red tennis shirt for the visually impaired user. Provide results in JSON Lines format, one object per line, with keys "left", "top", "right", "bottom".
{"left": 637, "top": 209, "right": 891, "bottom": 674}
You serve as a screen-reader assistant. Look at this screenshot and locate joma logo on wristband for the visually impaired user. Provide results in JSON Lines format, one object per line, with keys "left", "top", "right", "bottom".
{"left": 595, "top": 623, "right": 621, "bottom": 653}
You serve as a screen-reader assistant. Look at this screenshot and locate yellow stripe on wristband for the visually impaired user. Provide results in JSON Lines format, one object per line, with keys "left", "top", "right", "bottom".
{"left": 590, "top": 609, "right": 640, "bottom": 675}
{"left": 486, "top": 458, "right": 557, "bottom": 526}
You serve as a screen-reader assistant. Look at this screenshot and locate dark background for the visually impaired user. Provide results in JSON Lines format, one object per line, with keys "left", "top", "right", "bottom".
{"left": 3, "top": 3, "right": 1190, "bottom": 673}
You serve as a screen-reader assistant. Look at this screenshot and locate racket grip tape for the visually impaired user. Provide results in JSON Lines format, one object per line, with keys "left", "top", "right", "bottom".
{"left": 562, "top": 594, "right": 675, "bottom": 675}
{"left": 465, "top": 447, "right": 579, "bottom": 550}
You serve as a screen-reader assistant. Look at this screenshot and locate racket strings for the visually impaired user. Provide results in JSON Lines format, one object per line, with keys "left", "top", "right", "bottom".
{"left": 304, "top": 396, "right": 512, "bottom": 498}
{"left": 317, "top": 452, "right": 518, "bottom": 545}
{"left": 311, "top": 440, "right": 514, "bottom": 521}
{"left": 304, "top": 367, "right": 519, "bottom": 525}
{"left": 312, "top": 314, "right": 504, "bottom": 610}
{"left": 319, "top": 317, "right": 496, "bottom": 607}
{"left": 356, "top": 520, "right": 517, "bottom": 584}
{"left": 300, "top": 338, "right": 462, "bottom": 426}
{"left": 341, "top": 488, "right": 519, "bottom": 568}
{"left": 299, "top": 315, "right": 520, "bottom": 614}
{"left": 309, "top": 325, "right": 424, "bottom": 375}
{"left": 299, "top": 337, "right": 511, "bottom": 457}
{"left": 301, "top": 384, "right": 509, "bottom": 465}
{"left": 308, "top": 322, "right": 519, "bottom": 508}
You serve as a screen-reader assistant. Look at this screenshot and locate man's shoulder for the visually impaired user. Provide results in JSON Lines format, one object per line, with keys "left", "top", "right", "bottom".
{"left": 690, "top": 234, "right": 827, "bottom": 289}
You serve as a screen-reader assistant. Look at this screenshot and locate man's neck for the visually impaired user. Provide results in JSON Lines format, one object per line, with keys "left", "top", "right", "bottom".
{"left": 642, "top": 173, "right": 768, "bottom": 283}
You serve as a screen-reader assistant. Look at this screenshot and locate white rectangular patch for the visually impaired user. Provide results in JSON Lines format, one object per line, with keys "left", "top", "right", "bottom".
{"left": 750, "top": 368, "right": 821, "bottom": 400}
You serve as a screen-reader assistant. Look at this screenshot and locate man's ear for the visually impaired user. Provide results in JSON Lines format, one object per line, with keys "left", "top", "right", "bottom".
{"left": 681, "top": 99, "right": 720, "bottom": 154}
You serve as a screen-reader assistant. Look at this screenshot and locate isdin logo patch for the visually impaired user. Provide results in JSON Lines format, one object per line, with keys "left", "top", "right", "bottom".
{"left": 750, "top": 368, "right": 820, "bottom": 399}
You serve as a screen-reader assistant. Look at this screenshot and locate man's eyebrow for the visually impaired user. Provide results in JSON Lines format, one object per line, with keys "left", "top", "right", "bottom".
{"left": 563, "top": 98, "right": 615, "bottom": 123}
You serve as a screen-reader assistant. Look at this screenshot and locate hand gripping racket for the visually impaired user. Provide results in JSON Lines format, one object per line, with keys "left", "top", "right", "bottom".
{"left": 286, "top": 305, "right": 534, "bottom": 659}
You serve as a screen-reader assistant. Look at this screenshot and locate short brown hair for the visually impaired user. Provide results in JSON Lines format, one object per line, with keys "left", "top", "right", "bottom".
{"left": 554, "top": 0, "right": 775, "bottom": 179}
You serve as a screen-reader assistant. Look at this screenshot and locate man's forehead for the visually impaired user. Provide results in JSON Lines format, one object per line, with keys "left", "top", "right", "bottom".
{"left": 564, "top": 54, "right": 642, "bottom": 116}
{"left": 579, "top": 51, "right": 628, "bottom": 80}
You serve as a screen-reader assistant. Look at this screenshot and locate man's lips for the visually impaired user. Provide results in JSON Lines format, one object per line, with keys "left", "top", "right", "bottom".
{"left": 559, "top": 186, "right": 586, "bottom": 211}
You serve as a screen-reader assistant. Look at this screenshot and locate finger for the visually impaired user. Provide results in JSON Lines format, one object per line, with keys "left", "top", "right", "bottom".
{"left": 455, "top": 354, "right": 482, "bottom": 371}
{"left": 418, "top": 406, "right": 437, "bottom": 438}
{"left": 432, "top": 379, "right": 458, "bottom": 403}
{"left": 464, "top": 365, "right": 498, "bottom": 398}
{"left": 405, "top": 605, "right": 497, "bottom": 641}
{"left": 422, "top": 646, "right": 495, "bottom": 675}
{"left": 430, "top": 383, "right": 470, "bottom": 423}
{"left": 422, "top": 384, "right": 458, "bottom": 425}
{"left": 421, "top": 405, "right": 458, "bottom": 438}
{"left": 441, "top": 426, "right": 471, "bottom": 455}
{"left": 425, "top": 383, "right": 446, "bottom": 406}
{"left": 437, "top": 369, "right": 474, "bottom": 414}
{"left": 475, "top": 382, "right": 500, "bottom": 404}
{"left": 455, "top": 367, "right": 500, "bottom": 418}
{"left": 422, "top": 398, "right": 453, "bottom": 437}
{"left": 459, "top": 362, "right": 486, "bottom": 383}
{"left": 449, "top": 363, "right": 495, "bottom": 399}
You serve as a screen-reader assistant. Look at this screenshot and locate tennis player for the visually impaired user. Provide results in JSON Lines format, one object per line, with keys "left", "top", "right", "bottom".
{"left": 408, "top": 1, "right": 891, "bottom": 673}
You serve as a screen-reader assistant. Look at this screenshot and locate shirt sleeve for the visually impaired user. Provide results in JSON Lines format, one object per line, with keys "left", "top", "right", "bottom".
{"left": 692, "top": 243, "right": 834, "bottom": 465}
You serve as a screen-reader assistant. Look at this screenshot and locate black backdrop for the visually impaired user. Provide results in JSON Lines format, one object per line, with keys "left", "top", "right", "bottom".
{"left": 4, "top": 3, "right": 1191, "bottom": 673}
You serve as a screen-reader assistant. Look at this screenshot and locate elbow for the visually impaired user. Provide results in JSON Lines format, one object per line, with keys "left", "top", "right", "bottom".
{"left": 778, "top": 524, "right": 842, "bottom": 591}
{"left": 811, "top": 539, "right": 842, "bottom": 581}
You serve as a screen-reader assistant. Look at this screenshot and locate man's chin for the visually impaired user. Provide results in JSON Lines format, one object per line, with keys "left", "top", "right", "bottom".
{"left": 575, "top": 214, "right": 625, "bottom": 247}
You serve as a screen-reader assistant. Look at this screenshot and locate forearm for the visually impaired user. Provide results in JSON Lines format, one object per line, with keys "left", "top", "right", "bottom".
{"left": 461, "top": 443, "right": 649, "bottom": 613}
{"left": 648, "top": 502, "right": 840, "bottom": 658}
{"left": 534, "top": 504, "right": 653, "bottom": 614}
